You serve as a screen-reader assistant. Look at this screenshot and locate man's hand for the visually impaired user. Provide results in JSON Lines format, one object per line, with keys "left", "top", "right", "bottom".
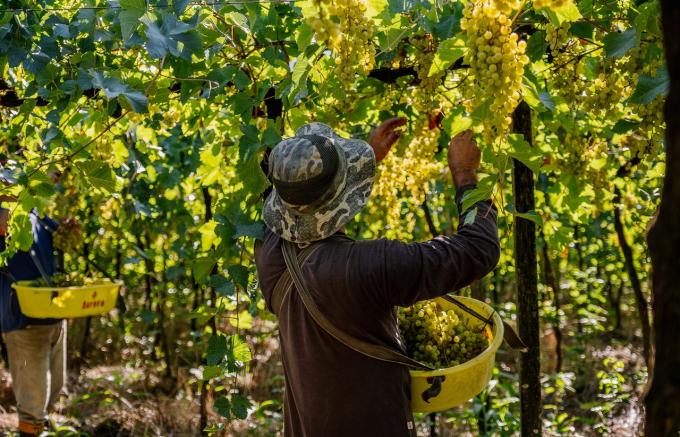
{"left": 448, "top": 130, "right": 480, "bottom": 188}
{"left": 368, "top": 117, "right": 406, "bottom": 163}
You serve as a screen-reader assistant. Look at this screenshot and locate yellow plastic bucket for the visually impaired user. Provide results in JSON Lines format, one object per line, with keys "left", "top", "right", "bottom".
{"left": 409, "top": 296, "right": 503, "bottom": 413}
{"left": 12, "top": 279, "right": 123, "bottom": 318}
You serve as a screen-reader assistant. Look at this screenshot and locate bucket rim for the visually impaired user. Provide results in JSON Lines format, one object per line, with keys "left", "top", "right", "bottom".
{"left": 12, "top": 279, "right": 123, "bottom": 292}
{"left": 408, "top": 296, "right": 504, "bottom": 377}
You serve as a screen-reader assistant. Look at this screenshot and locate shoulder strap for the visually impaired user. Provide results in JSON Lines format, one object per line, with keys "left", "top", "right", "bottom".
{"left": 270, "top": 243, "right": 321, "bottom": 315}
{"left": 281, "top": 239, "right": 432, "bottom": 371}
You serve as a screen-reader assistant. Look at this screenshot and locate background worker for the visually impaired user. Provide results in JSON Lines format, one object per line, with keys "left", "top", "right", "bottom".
{"left": 0, "top": 186, "right": 66, "bottom": 436}
{"left": 255, "top": 120, "right": 500, "bottom": 436}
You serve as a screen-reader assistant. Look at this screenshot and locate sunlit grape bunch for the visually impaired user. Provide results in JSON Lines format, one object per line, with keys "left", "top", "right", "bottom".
{"left": 398, "top": 301, "right": 490, "bottom": 369}
{"left": 52, "top": 217, "right": 83, "bottom": 253}
{"left": 308, "top": 0, "right": 376, "bottom": 84}
{"left": 461, "top": 0, "right": 529, "bottom": 144}
{"left": 582, "top": 60, "right": 630, "bottom": 118}
{"left": 533, "top": 0, "right": 568, "bottom": 11}
{"left": 491, "top": 0, "right": 520, "bottom": 15}
{"left": 408, "top": 35, "right": 442, "bottom": 115}
{"left": 545, "top": 22, "right": 570, "bottom": 52}
{"left": 32, "top": 271, "right": 94, "bottom": 287}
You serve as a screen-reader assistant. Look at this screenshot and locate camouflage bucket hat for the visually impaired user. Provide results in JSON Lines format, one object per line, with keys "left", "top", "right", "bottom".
{"left": 263, "top": 122, "right": 376, "bottom": 243}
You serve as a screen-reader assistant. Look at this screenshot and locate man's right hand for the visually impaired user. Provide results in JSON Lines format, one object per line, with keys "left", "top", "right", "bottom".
{"left": 448, "top": 130, "right": 480, "bottom": 188}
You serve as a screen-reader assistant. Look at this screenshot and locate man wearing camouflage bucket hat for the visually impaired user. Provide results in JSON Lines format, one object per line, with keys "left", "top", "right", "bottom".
{"left": 255, "top": 119, "right": 500, "bottom": 437}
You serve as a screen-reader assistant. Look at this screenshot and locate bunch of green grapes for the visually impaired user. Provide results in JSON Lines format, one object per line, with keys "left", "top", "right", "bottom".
{"left": 32, "top": 271, "right": 95, "bottom": 287}
{"left": 52, "top": 217, "right": 83, "bottom": 253}
{"left": 398, "top": 301, "right": 490, "bottom": 368}
{"left": 372, "top": 122, "right": 442, "bottom": 229}
{"left": 545, "top": 22, "right": 570, "bottom": 52}
{"left": 533, "top": 0, "right": 568, "bottom": 10}
{"left": 308, "top": 0, "right": 375, "bottom": 84}
{"left": 408, "top": 35, "right": 443, "bottom": 115}
{"left": 582, "top": 60, "right": 630, "bottom": 118}
{"left": 461, "top": 0, "right": 529, "bottom": 144}
{"left": 492, "top": 0, "right": 520, "bottom": 15}
{"left": 634, "top": 96, "right": 665, "bottom": 143}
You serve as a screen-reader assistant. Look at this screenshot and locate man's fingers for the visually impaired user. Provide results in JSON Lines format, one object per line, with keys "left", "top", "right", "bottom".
{"left": 383, "top": 117, "right": 407, "bottom": 130}
{"left": 386, "top": 132, "right": 400, "bottom": 145}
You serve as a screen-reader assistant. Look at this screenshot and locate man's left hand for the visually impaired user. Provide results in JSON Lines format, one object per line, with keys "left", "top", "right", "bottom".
{"left": 368, "top": 117, "right": 406, "bottom": 163}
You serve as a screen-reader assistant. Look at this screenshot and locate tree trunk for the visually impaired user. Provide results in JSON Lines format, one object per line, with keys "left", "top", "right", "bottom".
{"left": 645, "top": 1, "right": 680, "bottom": 435}
{"left": 512, "top": 101, "right": 541, "bottom": 437}
{"left": 613, "top": 187, "right": 651, "bottom": 365}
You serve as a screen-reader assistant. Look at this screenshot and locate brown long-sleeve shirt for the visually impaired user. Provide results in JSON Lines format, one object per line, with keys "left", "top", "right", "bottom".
{"left": 255, "top": 189, "right": 500, "bottom": 437}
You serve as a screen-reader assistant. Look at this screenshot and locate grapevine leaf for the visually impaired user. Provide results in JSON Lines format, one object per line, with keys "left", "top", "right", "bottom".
{"left": 463, "top": 207, "right": 477, "bottom": 227}
{"left": 233, "top": 221, "right": 264, "bottom": 240}
{"left": 612, "top": 119, "right": 640, "bottom": 134}
{"left": 295, "top": 22, "right": 314, "bottom": 52}
{"left": 174, "top": 0, "right": 192, "bottom": 15}
{"left": 289, "top": 57, "right": 310, "bottom": 100}
{"left": 77, "top": 160, "right": 116, "bottom": 193}
{"left": 120, "top": 0, "right": 146, "bottom": 13}
{"left": 603, "top": 28, "right": 638, "bottom": 58}
{"left": 229, "top": 335, "right": 252, "bottom": 363}
{"left": 428, "top": 37, "right": 465, "bottom": 77}
{"left": 238, "top": 125, "right": 262, "bottom": 162}
{"left": 213, "top": 397, "right": 231, "bottom": 419}
{"left": 230, "top": 394, "right": 251, "bottom": 420}
{"left": 199, "top": 219, "right": 220, "bottom": 251}
{"left": 262, "top": 125, "right": 282, "bottom": 147}
{"left": 526, "top": 31, "right": 547, "bottom": 62}
{"left": 506, "top": 204, "right": 543, "bottom": 226}
{"left": 508, "top": 134, "right": 542, "bottom": 174}
{"left": 237, "top": 156, "right": 269, "bottom": 197}
{"left": 228, "top": 265, "right": 249, "bottom": 289}
{"left": 461, "top": 177, "right": 496, "bottom": 212}
{"left": 539, "top": 92, "right": 555, "bottom": 112}
{"left": 628, "top": 67, "right": 669, "bottom": 104}
{"left": 192, "top": 257, "right": 216, "bottom": 283}
{"left": 119, "top": 10, "right": 143, "bottom": 41}
{"left": 210, "top": 275, "right": 236, "bottom": 296}
{"left": 442, "top": 106, "right": 471, "bottom": 137}
{"left": 207, "top": 334, "right": 228, "bottom": 366}
{"left": 366, "top": 0, "right": 388, "bottom": 19}
{"left": 202, "top": 365, "right": 222, "bottom": 380}
{"left": 388, "top": 0, "right": 415, "bottom": 14}
{"left": 569, "top": 22, "right": 594, "bottom": 40}
{"left": 544, "top": 1, "right": 581, "bottom": 25}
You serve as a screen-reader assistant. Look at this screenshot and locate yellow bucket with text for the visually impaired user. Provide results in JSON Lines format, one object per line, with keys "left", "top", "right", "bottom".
{"left": 409, "top": 296, "right": 503, "bottom": 413}
{"left": 12, "top": 280, "right": 123, "bottom": 318}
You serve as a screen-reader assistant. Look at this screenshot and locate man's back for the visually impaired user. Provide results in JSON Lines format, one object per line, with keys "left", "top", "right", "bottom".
{"left": 256, "top": 196, "right": 499, "bottom": 436}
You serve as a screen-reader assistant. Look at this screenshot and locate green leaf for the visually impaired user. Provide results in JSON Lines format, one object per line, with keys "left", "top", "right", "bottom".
{"left": 289, "top": 57, "right": 310, "bottom": 99}
{"left": 233, "top": 221, "right": 264, "bottom": 240}
{"left": 77, "top": 160, "right": 116, "bottom": 193}
{"left": 202, "top": 365, "right": 222, "bottom": 380}
{"left": 427, "top": 37, "right": 465, "bottom": 77}
{"left": 628, "top": 67, "right": 669, "bottom": 104}
{"left": 463, "top": 207, "right": 477, "bottom": 227}
{"left": 526, "top": 31, "right": 547, "bottom": 62}
{"left": 508, "top": 134, "right": 542, "bottom": 174}
{"left": 603, "top": 28, "right": 638, "bottom": 58}
{"left": 544, "top": 1, "right": 582, "bottom": 25}
{"left": 213, "top": 397, "right": 231, "bottom": 418}
{"left": 120, "top": 0, "right": 146, "bottom": 13}
{"left": 210, "top": 275, "right": 235, "bottom": 296}
{"left": 230, "top": 394, "right": 251, "bottom": 420}
{"left": 505, "top": 204, "right": 543, "bottom": 226}
{"left": 539, "top": 92, "right": 555, "bottom": 112}
{"left": 569, "top": 22, "right": 594, "bottom": 40}
{"left": 461, "top": 176, "right": 496, "bottom": 212}
{"left": 262, "top": 126, "right": 282, "bottom": 147}
{"left": 228, "top": 265, "right": 249, "bottom": 289}
{"left": 192, "top": 257, "right": 216, "bottom": 283}
{"left": 296, "top": 22, "right": 314, "bottom": 52}
{"left": 238, "top": 125, "right": 262, "bottom": 162}
{"left": 612, "top": 119, "right": 640, "bottom": 134}
{"left": 199, "top": 219, "right": 220, "bottom": 251}
{"left": 207, "top": 334, "right": 227, "bottom": 365}
{"left": 119, "top": 10, "right": 143, "bottom": 41}
{"left": 229, "top": 335, "right": 251, "bottom": 363}
{"left": 237, "top": 156, "right": 269, "bottom": 197}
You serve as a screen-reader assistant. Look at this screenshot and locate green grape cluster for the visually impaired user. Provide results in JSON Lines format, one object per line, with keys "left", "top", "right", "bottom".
{"left": 32, "top": 272, "right": 95, "bottom": 287}
{"left": 308, "top": 0, "right": 375, "bottom": 84}
{"left": 398, "top": 301, "right": 490, "bottom": 369}
{"left": 582, "top": 60, "right": 630, "bottom": 118}
{"left": 491, "top": 0, "right": 520, "bottom": 15}
{"left": 408, "top": 35, "right": 442, "bottom": 115}
{"left": 461, "top": 1, "right": 529, "bottom": 144}
{"left": 546, "top": 23, "right": 570, "bottom": 52}
{"left": 52, "top": 217, "right": 83, "bottom": 253}
{"left": 533, "top": 0, "right": 568, "bottom": 10}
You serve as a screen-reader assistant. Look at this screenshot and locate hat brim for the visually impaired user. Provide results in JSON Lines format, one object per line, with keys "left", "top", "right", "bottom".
{"left": 263, "top": 123, "right": 376, "bottom": 243}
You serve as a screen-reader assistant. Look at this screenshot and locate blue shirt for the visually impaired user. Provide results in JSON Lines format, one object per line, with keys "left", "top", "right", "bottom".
{"left": 0, "top": 211, "right": 60, "bottom": 332}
